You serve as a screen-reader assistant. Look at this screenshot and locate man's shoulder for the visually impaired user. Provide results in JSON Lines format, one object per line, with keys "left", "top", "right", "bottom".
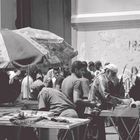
{"left": 63, "top": 74, "right": 78, "bottom": 82}
{"left": 79, "top": 77, "right": 89, "bottom": 84}
{"left": 31, "top": 80, "right": 44, "bottom": 88}
{"left": 40, "top": 87, "right": 55, "bottom": 95}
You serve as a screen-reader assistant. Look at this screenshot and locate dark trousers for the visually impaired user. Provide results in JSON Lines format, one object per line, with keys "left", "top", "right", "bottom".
{"left": 0, "top": 126, "right": 18, "bottom": 140}
{"left": 85, "top": 115, "right": 106, "bottom": 140}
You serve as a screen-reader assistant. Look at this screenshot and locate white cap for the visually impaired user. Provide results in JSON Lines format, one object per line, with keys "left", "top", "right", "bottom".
{"left": 105, "top": 64, "right": 118, "bottom": 73}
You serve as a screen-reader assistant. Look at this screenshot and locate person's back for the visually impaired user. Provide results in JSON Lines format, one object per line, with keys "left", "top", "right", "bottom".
{"left": 38, "top": 87, "right": 78, "bottom": 140}
{"left": 61, "top": 73, "right": 82, "bottom": 102}
{"left": 38, "top": 87, "right": 76, "bottom": 116}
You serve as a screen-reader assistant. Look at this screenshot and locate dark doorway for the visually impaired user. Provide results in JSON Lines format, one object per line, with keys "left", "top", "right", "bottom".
{"left": 16, "top": 0, "right": 71, "bottom": 44}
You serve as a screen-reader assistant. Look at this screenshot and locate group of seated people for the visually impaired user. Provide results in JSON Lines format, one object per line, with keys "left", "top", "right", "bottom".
{"left": 0, "top": 60, "right": 140, "bottom": 140}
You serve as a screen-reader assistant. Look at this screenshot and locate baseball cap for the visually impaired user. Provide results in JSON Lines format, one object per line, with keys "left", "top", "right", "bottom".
{"left": 105, "top": 64, "right": 118, "bottom": 73}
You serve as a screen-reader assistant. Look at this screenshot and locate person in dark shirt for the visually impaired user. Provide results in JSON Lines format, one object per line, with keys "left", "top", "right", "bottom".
{"left": 129, "top": 76, "right": 140, "bottom": 100}
{"left": 121, "top": 76, "right": 140, "bottom": 140}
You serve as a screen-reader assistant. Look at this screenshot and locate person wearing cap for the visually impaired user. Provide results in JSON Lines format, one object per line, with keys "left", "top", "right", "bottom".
{"left": 88, "top": 63, "right": 125, "bottom": 140}
{"left": 89, "top": 63, "right": 125, "bottom": 108}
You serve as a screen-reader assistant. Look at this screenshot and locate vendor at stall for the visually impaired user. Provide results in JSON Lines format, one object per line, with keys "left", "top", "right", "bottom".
{"left": 88, "top": 63, "right": 125, "bottom": 140}
{"left": 89, "top": 63, "right": 124, "bottom": 109}
{"left": 61, "top": 60, "right": 96, "bottom": 118}
{"left": 38, "top": 87, "right": 78, "bottom": 140}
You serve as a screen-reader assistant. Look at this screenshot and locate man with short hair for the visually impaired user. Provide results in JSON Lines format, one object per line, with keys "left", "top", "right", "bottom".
{"left": 43, "top": 67, "right": 60, "bottom": 88}
{"left": 61, "top": 60, "right": 96, "bottom": 118}
{"left": 61, "top": 60, "right": 96, "bottom": 140}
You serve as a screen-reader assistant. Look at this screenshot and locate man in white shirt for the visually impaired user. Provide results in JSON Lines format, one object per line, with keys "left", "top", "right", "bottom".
{"left": 21, "top": 74, "right": 33, "bottom": 99}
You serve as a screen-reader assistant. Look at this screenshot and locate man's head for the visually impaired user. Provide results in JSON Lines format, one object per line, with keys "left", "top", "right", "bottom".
{"left": 53, "top": 67, "right": 60, "bottom": 78}
{"left": 88, "top": 61, "right": 95, "bottom": 72}
{"left": 82, "top": 61, "right": 88, "bottom": 68}
{"left": 71, "top": 60, "right": 84, "bottom": 78}
{"left": 131, "top": 66, "right": 138, "bottom": 75}
{"left": 95, "top": 60, "right": 102, "bottom": 70}
{"left": 81, "top": 61, "right": 89, "bottom": 76}
{"left": 105, "top": 64, "right": 118, "bottom": 82}
{"left": 62, "top": 64, "right": 71, "bottom": 77}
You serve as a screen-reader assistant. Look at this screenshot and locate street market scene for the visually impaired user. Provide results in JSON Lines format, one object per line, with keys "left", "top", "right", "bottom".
{"left": 0, "top": 0, "right": 140, "bottom": 140}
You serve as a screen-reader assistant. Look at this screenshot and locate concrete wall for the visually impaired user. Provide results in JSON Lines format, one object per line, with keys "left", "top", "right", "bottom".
{"left": 71, "top": 0, "right": 140, "bottom": 73}
{"left": 1, "top": 0, "right": 17, "bottom": 29}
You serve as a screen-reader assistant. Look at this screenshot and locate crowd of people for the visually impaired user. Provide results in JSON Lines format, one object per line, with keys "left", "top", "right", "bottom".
{"left": 0, "top": 60, "right": 140, "bottom": 140}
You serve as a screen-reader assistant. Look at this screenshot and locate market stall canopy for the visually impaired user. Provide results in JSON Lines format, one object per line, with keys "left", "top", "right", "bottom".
{"left": 0, "top": 29, "right": 50, "bottom": 69}
{"left": 14, "top": 27, "right": 63, "bottom": 43}
{"left": 14, "top": 27, "right": 78, "bottom": 64}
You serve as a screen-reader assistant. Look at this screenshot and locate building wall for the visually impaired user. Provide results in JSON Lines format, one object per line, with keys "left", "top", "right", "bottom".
{"left": 75, "top": 0, "right": 140, "bottom": 14}
{"left": 71, "top": 0, "right": 140, "bottom": 73}
{"left": 1, "top": 0, "right": 17, "bottom": 29}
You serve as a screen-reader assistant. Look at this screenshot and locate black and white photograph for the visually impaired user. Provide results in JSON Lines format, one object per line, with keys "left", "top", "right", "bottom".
{"left": 0, "top": 0, "right": 140, "bottom": 140}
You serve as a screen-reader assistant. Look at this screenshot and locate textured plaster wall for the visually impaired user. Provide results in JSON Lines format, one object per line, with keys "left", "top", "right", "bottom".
{"left": 72, "top": 0, "right": 140, "bottom": 73}
{"left": 77, "top": 28, "right": 140, "bottom": 74}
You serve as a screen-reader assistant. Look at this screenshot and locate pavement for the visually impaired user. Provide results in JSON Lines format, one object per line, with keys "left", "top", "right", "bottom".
{"left": 106, "top": 126, "right": 119, "bottom": 140}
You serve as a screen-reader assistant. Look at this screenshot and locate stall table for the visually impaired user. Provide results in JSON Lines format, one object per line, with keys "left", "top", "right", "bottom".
{"left": 86, "top": 105, "right": 140, "bottom": 140}
{"left": 0, "top": 109, "right": 90, "bottom": 140}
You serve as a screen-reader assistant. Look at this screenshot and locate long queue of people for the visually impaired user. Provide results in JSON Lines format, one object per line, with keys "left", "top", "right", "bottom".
{"left": 0, "top": 60, "right": 140, "bottom": 140}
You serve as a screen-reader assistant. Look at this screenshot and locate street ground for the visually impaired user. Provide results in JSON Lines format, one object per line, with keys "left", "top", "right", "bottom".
{"left": 106, "top": 126, "right": 119, "bottom": 140}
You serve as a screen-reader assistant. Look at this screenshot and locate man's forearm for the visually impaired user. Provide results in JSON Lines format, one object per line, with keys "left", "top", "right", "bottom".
{"left": 75, "top": 99, "right": 96, "bottom": 108}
